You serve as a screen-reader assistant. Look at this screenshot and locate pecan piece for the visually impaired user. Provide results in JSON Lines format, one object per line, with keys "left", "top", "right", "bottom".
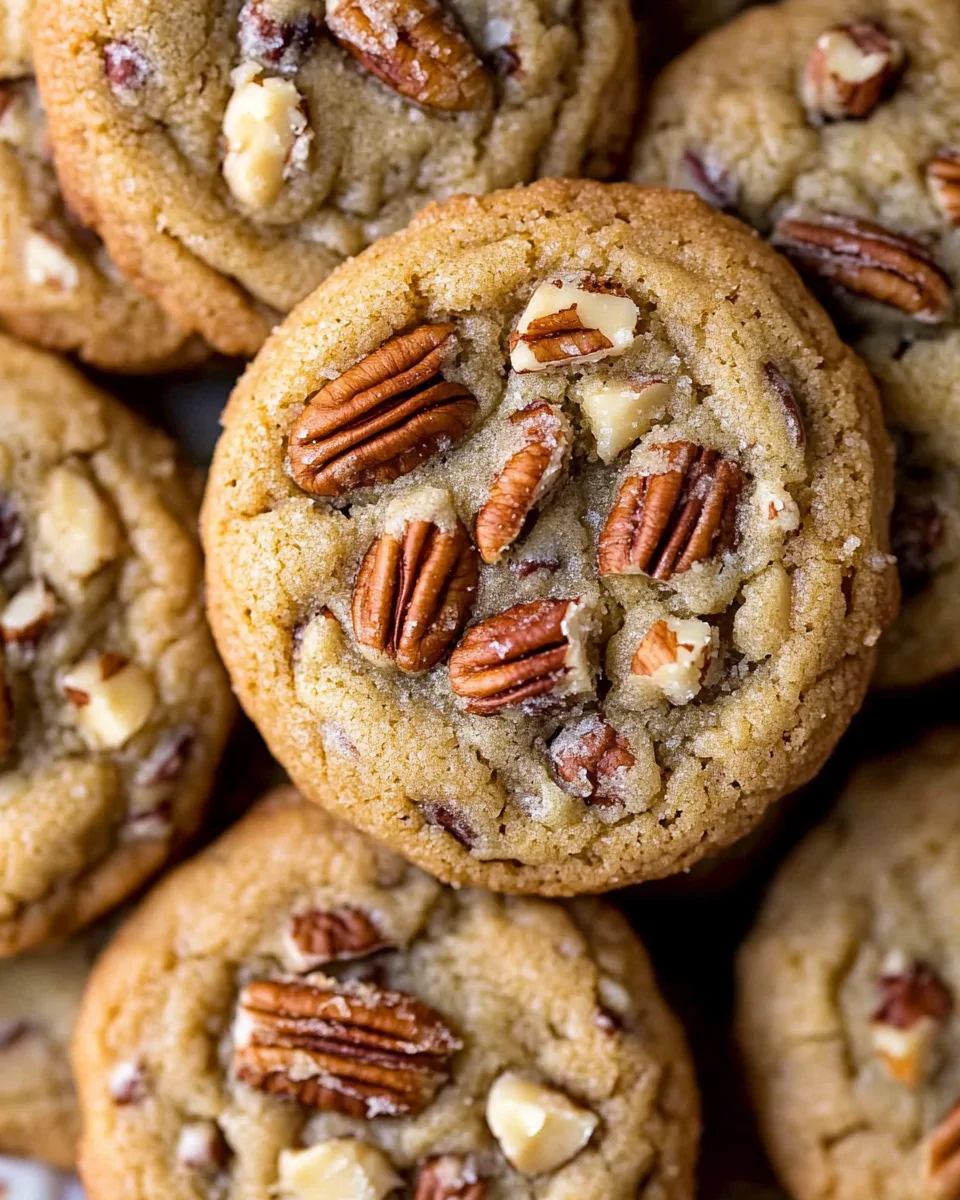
{"left": 288, "top": 324, "right": 477, "bottom": 498}
{"left": 548, "top": 714, "right": 635, "bottom": 806}
{"left": 631, "top": 617, "right": 714, "bottom": 705}
{"left": 475, "top": 402, "right": 570, "bottom": 564}
{"left": 773, "top": 210, "right": 952, "bottom": 323}
{"left": 238, "top": 0, "right": 318, "bottom": 73}
{"left": 598, "top": 442, "right": 743, "bottom": 580}
{"left": 103, "top": 39, "right": 151, "bottom": 95}
{"left": 0, "top": 580, "right": 57, "bottom": 645}
{"left": 287, "top": 906, "right": 389, "bottom": 969}
{"left": 509, "top": 282, "right": 638, "bottom": 373}
{"left": 327, "top": 0, "right": 491, "bottom": 112}
{"left": 870, "top": 957, "right": 953, "bottom": 1087}
{"left": 926, "top": 1100, "right": 960, "bottom": 1199}
{"left": 233, "top": 977, "right": 461, "bottom": 1117}
{"left": 891, "top": 492, "right": 944, "bottom": 598}
{"left": 930, "top": 152, "right": 960, "bottom": 226}
{"left": 801, "top": 22, "right": 904, "bottom": 122}
{"left": 415, "top": 1156, "right": 485, "bottom": 1200}
{"left": 448, "top": 597, "right": 595, "bottom": 716}
{"left": 763, "top": 364, "right": 805, "bottom": 450}
{"left": 681, "top": 149, "right": 737, "bottom": 211}
{"left": 352, "top": 488, "right": 479, "bottom": 671}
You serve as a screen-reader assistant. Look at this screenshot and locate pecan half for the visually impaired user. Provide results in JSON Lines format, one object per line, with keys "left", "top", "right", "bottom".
{"left": 926, "top": 1099, "right": 960, "bottom": 1199}
{"left": 929, "top": 152, "right": 960, "bottom": 225}
{"left": 598, "top": 442, "right": 742, "bottom": 580}
{"left": 288, "top": 907, "right": 389, "bottom": 969}
{"left": 326, "top": 0, "right": 491, "bottom": 112}
{"left": 773, "top": 210, "right": 952, "bottom": 323}
{"left": 801, "top": 22, "right": 904, "bottom": 122}
{"left": 232, "top": 977, "right": 461, "bottom": 1117}
{"left": 548, "top": 714, "right": 635, "bottom": 806}
{"left": 448, "top": 597, "right": 595, "bottom": 716}
{"left": 288, "top": 324, "right": 478, "bottom": 498}
{"left": 415, "top": 1156, "right": 485, "bottom": 1200}
{"left": 763, "top": 364, "right": 805, "bottom": 450}
{"left": 871, "top": 958, "right": 953, "bottom": 1087}
{"left": 891, "top": 492, "right": 945, "bottom": 598}
{"left": 475, "top": 402, "right": 570, "bottom": 564}
{"left": 352, "top": 494, "right": 479, "bottom": 671}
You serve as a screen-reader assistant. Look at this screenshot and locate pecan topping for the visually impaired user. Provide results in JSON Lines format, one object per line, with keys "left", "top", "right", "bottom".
{"left": 891, "top": 492, "right": 945, "bottom": 597}
{"left": 509, "top": 282, "right": 638, "bottom": 372}
{"left": 0, "top": 493, "right": 23, "bottom": 570}
{"left": 288, "top": 324, "right": 477, "bottom": 498}
{"left": 232, "top": 976, "right": 461, "bottom": 1117}
{"left": 103, "top": 39, "right": 151, "bottom": 94}
{"left": 871, "top": 958, "right": 952, "bottom": 1088}
{"left": 763, "top": 364, "right": 805, "bottom": 450}
{"left": 288, "top": 907, "right": 389, "bottom": 968}
{"left": 549, "top": 715, "right": 635, "bottom": 806}
{"left": 801, "top": 22, "right": 904, "bottom": 122}
{"left": 475, "top": 403, "right": 570, "bottom": 564}
{"left": 682, "top": 149, "right": 737, "bottom": 211}
{"left": 420, "top": 802, "right": 477, "bottom": 848}
{"left": 631, "top": 617, "right": 714, "bottom": 706}
{"left": 510, "top": 307, "right": 612, "bottom": 366}
{"left": 448, "top": 598, "right": 595, "bottom": 716}
{"left": 352, "top": 490, "right": 479, "bottom": 671}
{"left": 327, "top": 0, "right": 491, "bottom": 112}
{"left": 415, "top": 1156, "right": 485, "bottom": 1200}
{"left": 134, "top": 725, "right": 195, "bottom": 787}
{"left": 926, "top": 1100, "right": 960, "bottom": 1199}
{"left": 598, "top": 442, "right": 743, "bottom": 580}
{"left": 774, "top": 210, "right": 952, "bottom": 323}
{"left": 238, "top": 0, "right": 318, "bottom": 73}
{"left": 929, "top": 152, "right": 960, "bottom": 225}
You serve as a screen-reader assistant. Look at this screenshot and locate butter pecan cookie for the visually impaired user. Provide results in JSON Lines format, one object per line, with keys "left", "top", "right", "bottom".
{"left": 0, "top": 336, "right": 234, "bottom": 954}
{"left": 203, "top": 180, "right": 897, "bottom": 894}
{"left": 634, "top": 0, "right": 960, "bottom": 687}
{"left": 738, "top": 729, "right": 960, "bottom": 1200}
{"left": 0, "top": 0, "right": 198, "bottom": 370}
{"left": 72, "top": 788, "right": 700, "bottom": 1200}
{"left": 31, "top": 0, "right": 638, "bottom": 358}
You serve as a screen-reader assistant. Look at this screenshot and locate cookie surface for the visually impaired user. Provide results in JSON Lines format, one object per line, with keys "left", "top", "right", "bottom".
{"left": 737, "top": 729, "right": 960, "bottom": 1200}
{"left": 203, "top": 179, "right": 897, "bottom": 895}
{"left": 73, "top": 788, "right": 700, "bottom": 1200}
{"left": 634, "top": 0, "right": 960, "bottom": 687}
{"left": 0, "top": 1, "right": 198, "bottom": 371}
{"left": 31, "top": 0, "right": 638, "bottom": 357}
{"left": 0, "top": 336, "right": 234, "bottom": 954}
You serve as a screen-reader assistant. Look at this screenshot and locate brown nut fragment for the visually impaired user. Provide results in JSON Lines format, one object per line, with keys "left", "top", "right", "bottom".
{"left": 103, "top": 38, "right": 151, "bottom": 95}
{"left": 326, "top": 0, "right": 491, "bottom": 112}
{"left": 681, "top": 149, "right": 737, "bottom": 211}
{"left": 891, "top": 492, "right": 945, "bottom": 598}
{"left": 763, "top": 364, "right": 806, "bottom": 450}
{"left": 109, "top": 1060, "right": 147, "bottom": 1104}
{"left": 870, "top": 957, "right": 953, "bottom": 1088}
{"left": 801, "top": 22, "right": 904, "bottom": 122}
{"left": 773, "top": 210, "right": 952, "bottom": 323}
{"left": 415, "top": 1156, "right": 485, "bottom": 1200}
{"left": 177, "top": 1120, "right": 232, "bottom": 1174}
{"left": 448, "top": 598, "right": 595, "bottom": 716}
{"left": 287, "top": 906, "right": 389, "bottom": 970}
{"left": 0, "top": 580, "right": 57, "bottom": 645}
{"left": 509, "top": 282, "right": 638, "bottom": 372}
{"left": 288, "top": 324, "right": 477, "bottom": 498}
{"left": 926, "top": 1099, "right": 960, "bottom": 1199}
{"left": 548, "top": 715, "right": 635, "bottom": 807}
{"left": 232, "top": 976, "right": 461, "bottom": 1118}
{"left": 237, "top": 0, "right": 319, "bottom": 73}
{"left": 598, "top": 442, "right": 743, "bottom": 580}
{"left": 930, "top": 152, "right": 960, "bottom": 226}
{"left": 632, "top": 617, "right": 714, "bottom": 705}
{"left": 352, "top": 488, "right": 479, "bottom": 671}
{"left": 134, "top": 725, "right": 195, "bottom": 787}
{"left": 475, "top": 402, "right": 570, "bottom": 564}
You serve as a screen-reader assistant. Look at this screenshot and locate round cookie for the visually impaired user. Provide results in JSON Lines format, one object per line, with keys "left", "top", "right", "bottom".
{"left": 633, "top": 0, "right": 960, "bottom": 687}
{"left": 203, "top": 179, "right": 897, "bottom": 895}
{"left": 31, "top": 0, "right": 639, "bottom": 358}
{"left": 72, "top": 787, "right": 701, "bottom": 1200}
{"left": 0, "top": 336, "right": 234, "bottom": 955}
{"left": 737, "top": 729, "right": 960, "bottom": 1200}
{"left": 0, "top": 1, "right": 198, "bottom": 371}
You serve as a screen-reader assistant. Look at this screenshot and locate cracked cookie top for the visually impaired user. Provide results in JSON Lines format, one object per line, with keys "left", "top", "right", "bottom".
{"left": 73, "top": 789, "right": 699, "bottom": 1200}
{"left": 31, "top": 0, "right": 638, "bottom": 357}
{"left": 633, "top": 0, "right": 960, "bottom": 688}
{"left": 0, "top": 336, "right": 234, "bottom": 954}
{"left": 737, "top": 729, "right": 960, "bottom": 1200}
{"left": 0, "top": 0, "right": 199, "bottom": 371}
{"left": 204, "top": 180, "right": 897, "bottom": 894}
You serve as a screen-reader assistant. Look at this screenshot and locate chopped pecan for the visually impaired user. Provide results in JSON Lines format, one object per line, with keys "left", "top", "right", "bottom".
{"left": 327, "top": 0, "right": 491, "bottom": 112}
{"left": 510, "top": 557, "right": 560, "bottom": 578}
{"left": 352, "top": 492, "right": 479, "bottom": 671}
{"left": 232, "top": 976, "right": 461, "bottom": 1117}
{"left": 0, "top": 493, "right": 23, "bottom": 570}
{"left": 871, "top": 958, "right": 952, "bottom": 1087}
{"left": 511, "top": 307, "right": 612, "bottom": 366}
{"left": 801, "top": 22, "right": 904, "bottom": 122}
{"left": 926, "top": 1099, "right": 960, "bottom": 1199}
{"left": 288, "top": 324, "right": 477, "bottom": 498}
{"left": 774, "top": 210, "right": 952, "bottom": 323}
{"left": 929, "top": 152, "right": 960, "bottom": 225}
{"left": 415, "top": 1156, "right": 485, "bottom": 1200}
{"left": 632, "top": 617, "right": 714, "bottom": 705}
{"left": 475, "top": 402, "right": 570, "bottom": 564}
{"left": 238, "top": 0, "right": 318, "bottom": 73}
{"left": 763, "top": 364, "right": 805, "bottom": 450}
{"left": 420, "top": 802, "right": 477, "bottom": 848}
{"left": 891, "top": 492, "right": 944, "bottom": 598}
{"left": 109, "top": 1060, "right": 147, "bottom": 1104}
{"left": 103, "top": 39, "right": 151, "bottom": 94}
{"left": 134, "top": 725, "right": 195, "bottom": 787}
{"left": 448, "top": 597, "right": 595, "bottom": 716}
{"left": 682, "top": 149, "right": 737, "bottom": 211}
{"left": 177, "top": 1121, "right": 232, "bottom": 1173}
{"left": 548, "top": 714, "right": 635, "bottom": 806}
{"left": 288, "top": 907, "right": 389, "bottom": 969}
{"left": 509, "top": 282, "right": 638, "bottom": 372}
{"left": 598, "top": 442, "right": 743, "bottom": 580}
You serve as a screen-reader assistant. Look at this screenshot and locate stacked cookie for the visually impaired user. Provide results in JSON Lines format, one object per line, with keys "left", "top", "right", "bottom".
{"left": 0, "top": 0, "right": 956, "bottom": 1198}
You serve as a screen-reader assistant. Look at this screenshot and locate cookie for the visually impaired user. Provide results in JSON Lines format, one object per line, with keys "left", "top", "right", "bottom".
{"left": 0, "top": 336, "right": 234, "bottom": 955}
{"left": 633, "top": 0, "right": 960, "bottom": 687}
{"left": 0, "top": 1, "right": 199, "bottom": 371}
{"left": 73, "top": 787, "right": 700, "bottom": 1200}
{"left": 202, "top": 179, "right": 897, "bottom": 895}
{"left": 737, "top": 729, "right": 960, "bottom": 1200}
{"left": 31, "top": 0, "right": 639, "bottom": 358}
{"left": 0, "top": 932, "right": 98, "bottom": 1169}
